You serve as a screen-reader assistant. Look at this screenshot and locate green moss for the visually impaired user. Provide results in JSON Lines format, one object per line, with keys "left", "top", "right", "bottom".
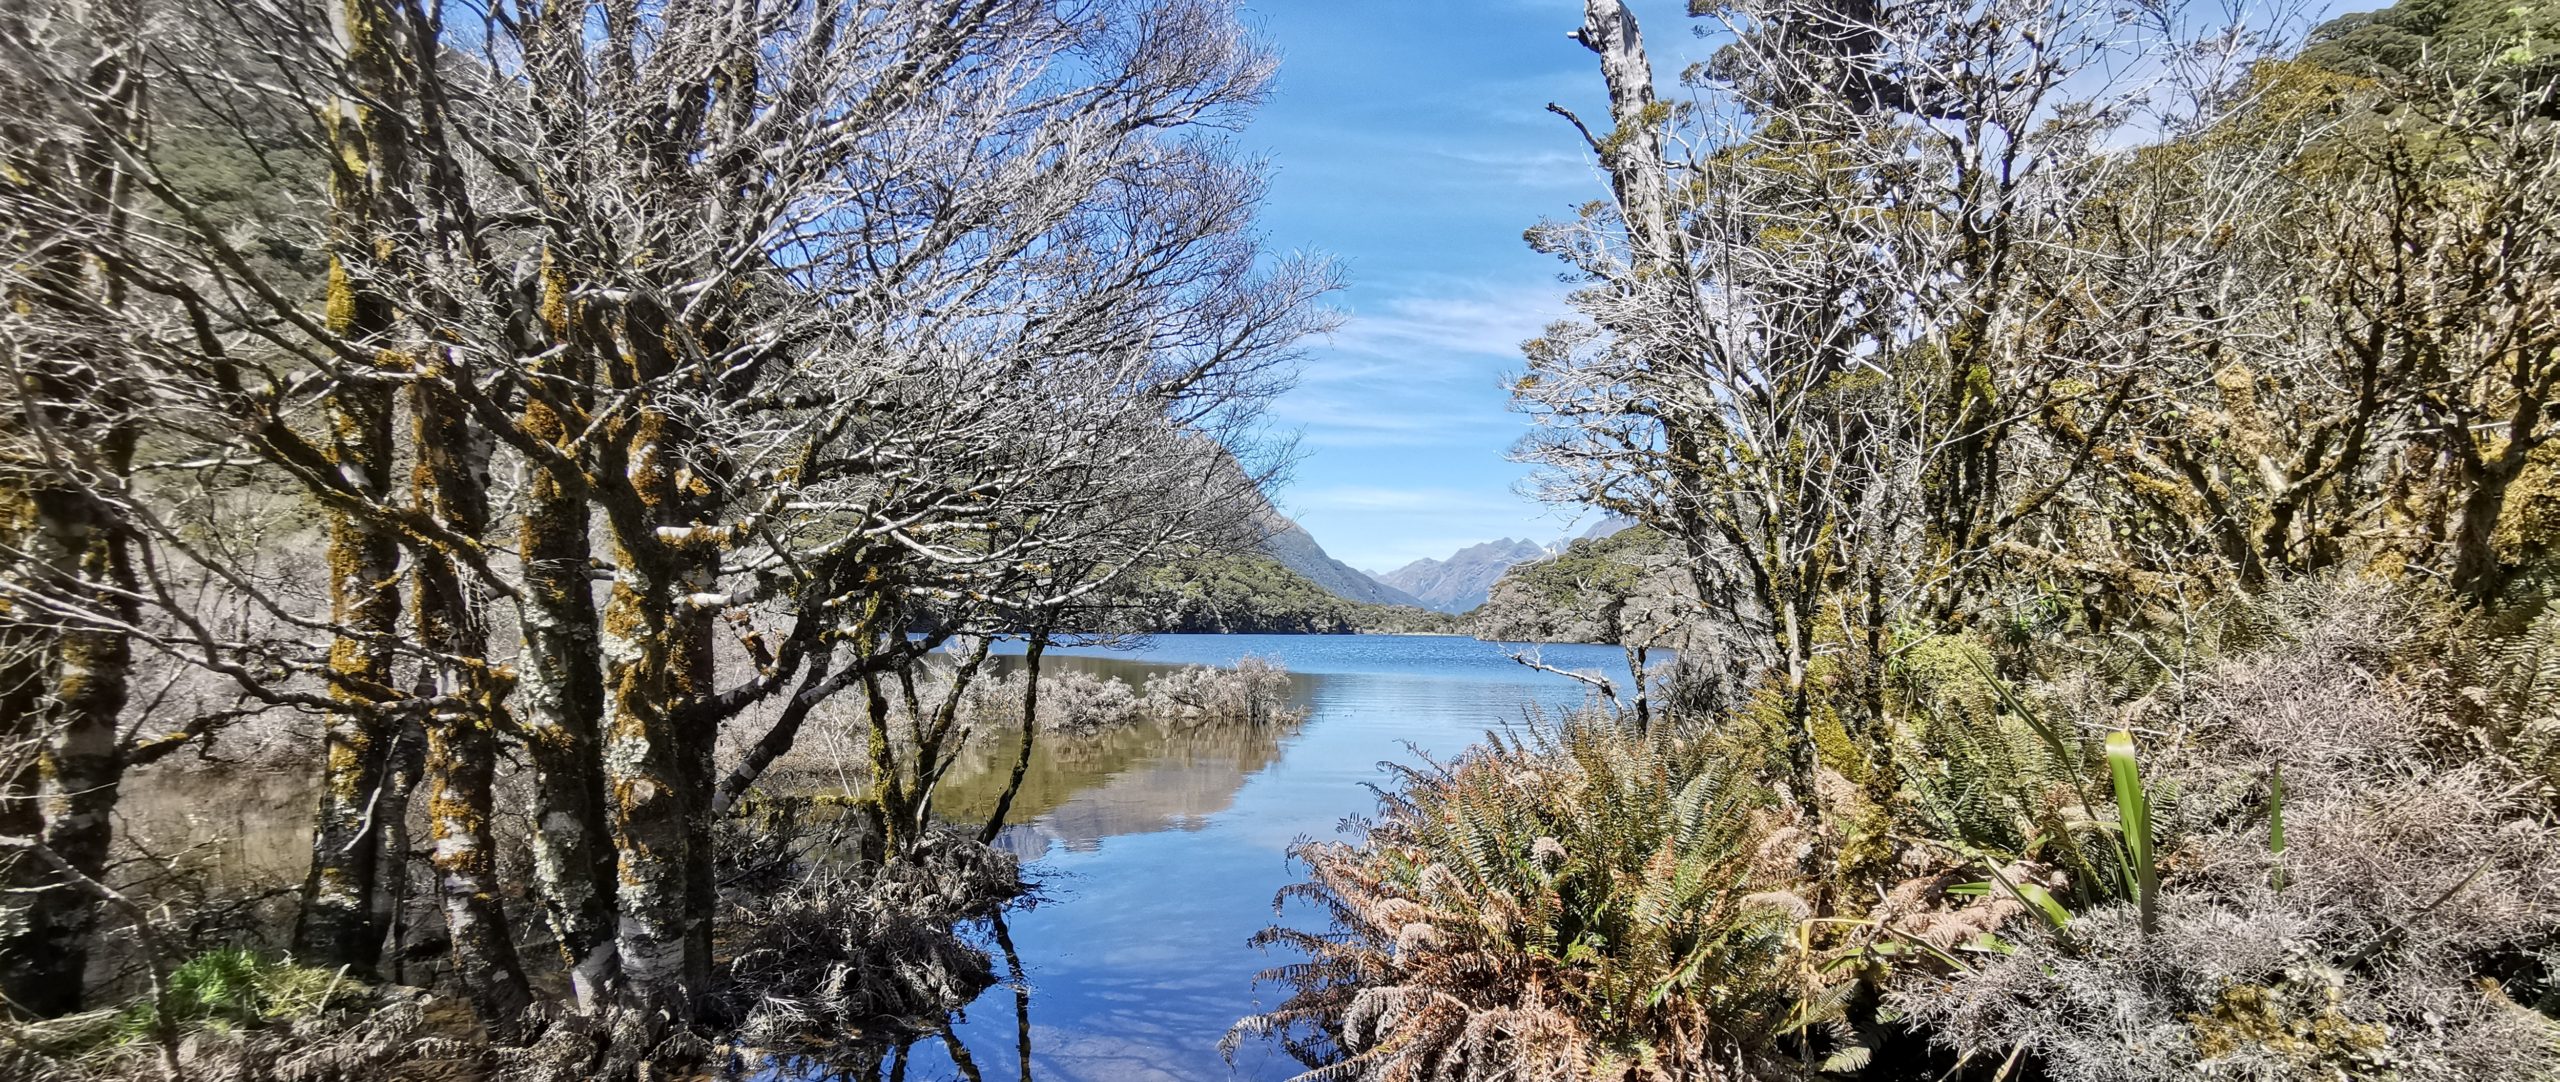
{"left": 2189, "top": 969, "right": 2394, "bottom": 1075}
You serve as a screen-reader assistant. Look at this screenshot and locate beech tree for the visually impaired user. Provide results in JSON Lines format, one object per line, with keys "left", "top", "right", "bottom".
{"left": 1518, "top": 0, "right": 2559, "bottom": 834}
{"left": 1519, "top": 0, "right": 2244, "bottom": 800}
{"left": 0, "top": 0, "right": 148, "bottom": 1017}
{"left": 0, "top": 0, "right": 1330, "bottom": 1068}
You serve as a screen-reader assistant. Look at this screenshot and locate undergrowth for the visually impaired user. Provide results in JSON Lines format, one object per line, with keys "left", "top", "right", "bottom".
{"left": 1237, "top": 578, "right": 2560, "bottom": 1081}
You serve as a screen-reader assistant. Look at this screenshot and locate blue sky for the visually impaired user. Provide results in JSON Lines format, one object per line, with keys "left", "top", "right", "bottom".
{"left": 1230, "top": 1, "right": 2372, "bottom": 574}
{"left": 1235, "top": 1, "right": 1710, "bottom": 573}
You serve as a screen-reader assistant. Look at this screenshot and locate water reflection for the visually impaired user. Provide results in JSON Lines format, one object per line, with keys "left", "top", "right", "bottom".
{"left": 928, "top": 655, "right": 1311, "bottom": 861}
{"left": 847, "top": 635, "right": 1649, "bottom": 1082}
{"left": 123, "top": 635, "right": 1651, "bottom": 1082}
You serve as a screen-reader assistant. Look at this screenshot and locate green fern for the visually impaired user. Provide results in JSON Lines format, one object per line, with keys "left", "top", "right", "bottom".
{"left": 1234, "top": 712, "right": 1793, "bottom": 1081}
{"left": 2457, "top": 603, "right": 2560, "bottom": 793}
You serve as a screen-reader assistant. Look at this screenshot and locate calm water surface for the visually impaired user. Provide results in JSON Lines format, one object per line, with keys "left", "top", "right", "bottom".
{"left": 126, "top": 634, "right": 1644, "bottom": 1080}
{"left": 905, "top": 633, "right": 1647, "bottom": 1082}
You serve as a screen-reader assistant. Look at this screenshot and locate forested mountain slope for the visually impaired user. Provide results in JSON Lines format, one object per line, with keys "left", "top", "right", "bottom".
{"left": 1256, "top": 513, "right": 1429, "bottom": 608}
{"left": 1098, "top": 554, "right": 1456, "bottom": 635}
{"left": 1467, "top": 525, "right": 1689, "bottom": 644}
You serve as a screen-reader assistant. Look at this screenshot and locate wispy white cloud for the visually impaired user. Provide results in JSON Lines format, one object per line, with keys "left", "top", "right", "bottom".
{"left": 1423, "top": 144, "right": 1601, "bottom": 190}
{"left": 1266, "top": 387, "right": 1514, "bottom": 448}
{"left": 1261, "top": 124, "right": 1601, "bottom": 199}
{"left": 1313, "top": 279, "right": 1573, "bottom": 377}
{"left": 1289, "top": 485, "right": 1529, "bottom": 515}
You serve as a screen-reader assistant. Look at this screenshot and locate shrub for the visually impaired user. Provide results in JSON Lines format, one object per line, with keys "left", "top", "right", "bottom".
{"left": 1141, "top": 656, "right": 1299, "bottom": 725}
{"left": 1037, "top": 669, "right": 1142, "bottom": 732}
{"left": 0, "top": 949, "right": 457, "bottom": 1082}
{"left": 716, "top": 828, "right": 1023, "bottom": 1059}
{"left": 1895, "top": 585, "right": 2560, "bottom": 1081}
{"left": 1232, "top": 712, "right": 1800, "bottom": 1081}
{"left": 963, "top": 658, "right": 1302, "bottom": 735}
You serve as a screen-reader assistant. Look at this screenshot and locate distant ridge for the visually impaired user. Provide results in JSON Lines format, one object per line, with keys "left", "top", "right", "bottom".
{"left": 1578, "top": 514, "right": 1636, "bottom": 541}
{"left": 1371, "top": 538, "right": 1549, "bottom": 613}
{"left": 1256, "top": 512, "right": 1430, "bottom": 609}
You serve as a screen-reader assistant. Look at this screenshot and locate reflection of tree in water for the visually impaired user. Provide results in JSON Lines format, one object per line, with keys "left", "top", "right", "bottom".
{"left": 931, "top": 662, "right": 1310, "bottom": 860}
{"left": 115, "top": 659, "right": 1304, "bottom": 1081}
{"left": 747, "top": 909, "right": 1031, "bottom": 1082}
{"left": 747, "top": 670, "right": 1307, "bottom": 1081}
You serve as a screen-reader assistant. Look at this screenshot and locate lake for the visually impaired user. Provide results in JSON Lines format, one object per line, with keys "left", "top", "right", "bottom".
{"left": 116, "top": 633, "right": 1645, "bottom": 1080}
{"left": 893, "top": 633, "right": 1649, "bottom": 1082}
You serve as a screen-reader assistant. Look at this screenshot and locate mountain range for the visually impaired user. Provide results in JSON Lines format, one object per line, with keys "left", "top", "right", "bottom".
{"left": 1359, "top": 516, "right": 1638, "bottom": 614}
{"left": 1106, "top": 506, "right": 1663, "bottom": 641}
{"left": 1118, "top": 499, "right": 1650, "bottom": 634}
{"left": 1256, "top": 512, "right": 1431, "bottom": 609}
{"left": 1369, "top": 538, "right": 1550, "bottom": 613}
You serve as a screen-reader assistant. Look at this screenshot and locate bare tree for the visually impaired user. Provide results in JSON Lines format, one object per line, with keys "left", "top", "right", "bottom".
{"left": 1, "top": 0, "right": 1332, "bottom": 1064}
{"left": 1518, "top": 0, "right": 2293, "bottom": 820}
{"left": 0, "top": 0, "right": 150, "bottom": 1015}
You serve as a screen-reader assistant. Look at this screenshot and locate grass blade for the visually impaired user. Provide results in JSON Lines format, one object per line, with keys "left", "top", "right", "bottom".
{"left": 2106, "top": 730, "right": 2157, "bottom": 934}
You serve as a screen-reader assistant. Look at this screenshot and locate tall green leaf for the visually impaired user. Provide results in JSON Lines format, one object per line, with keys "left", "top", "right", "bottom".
{"left": 2106, "top": 730, "right": 2157, "bottom": 934}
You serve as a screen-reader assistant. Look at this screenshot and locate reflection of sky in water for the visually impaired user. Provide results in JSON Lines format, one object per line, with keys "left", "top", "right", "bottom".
{"left": 893, "top": 634, "right": 1656, "bottom": 1081}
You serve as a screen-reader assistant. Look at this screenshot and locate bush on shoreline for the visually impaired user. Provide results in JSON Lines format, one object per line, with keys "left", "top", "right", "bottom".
{"left": 963, "top": 656, "right": 1304, "bottom": 735}
{"left": 1234, "top": 714, "right": 1802, "bottom": 1080}
{"left": 1240, "top": 579, "right": 2560, "bottom": 1081}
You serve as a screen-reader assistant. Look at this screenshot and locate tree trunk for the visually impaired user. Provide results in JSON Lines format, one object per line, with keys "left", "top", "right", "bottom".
{"left": 860, "top": 663, "right": 909, "bottom": 855}
{"left": 1572, "top": 0, "right": 1679, "bottom": 269}
{"left": 981, "top": 630, "right": 1050, "bottom": 844}
{"left": 0, "top": 12, "right": 143, "bottom": 1013}
{"left": 412, "top": 376, "right": 532, "bottom": 1038}
{"left": 1623, "top": 642, "right": 1649, "bottom": 733}
{"left": 0, "top": 599, "right": 52, "bottom": 1015}
{"left": 31, "top": 410, "right": 138, "bottom": 1021}
{"left": 373, "top": 716, "right": 423, "bottom": 984}
{"left": 909, "top": 636, "right": 993, "bottom": 837}
{"left": 296, "top": 0, "right": 412, "bottom": 974}
{"left": 596, "top": 398, "right": 717, "bottom": 1038}
{"left": 516, "top": 250, "right": 618, "bottom": 1010}
{"left": 2450, "top": 453, "right": 2527, "bottom": 603}
{"left": 599, "top": 544, "right": 694, "bottom": 1034}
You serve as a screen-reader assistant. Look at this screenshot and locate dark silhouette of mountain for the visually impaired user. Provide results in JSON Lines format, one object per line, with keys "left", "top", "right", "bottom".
{"left": 1371, "top": 538, "right": 1550, "bottom": 613}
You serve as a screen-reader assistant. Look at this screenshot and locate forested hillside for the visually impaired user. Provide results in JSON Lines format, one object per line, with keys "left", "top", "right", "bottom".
{"left": 1098, "top": 554, "right": 1456, "bottom": 635}
{"left": 1240, "top": 0, "right": 2560, "bottom": 1078}
{"left": 1373, "top": 537, "right": 1549, "bottom": 612}
{"left": 1255, "top": 514, "right": 1430, "bottom": 608}
{"left": 1467, "top": 525, "right": 1688, "bottom": 645}
{"left": 1, "top": 1, "right": 1336, "bottom": 1076}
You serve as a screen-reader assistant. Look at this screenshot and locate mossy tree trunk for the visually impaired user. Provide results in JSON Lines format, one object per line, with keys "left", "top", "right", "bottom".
{"left": 294, "top": 0, "right": 413, "bottom": 973}
{"left": 411, "top": 369, "right": 534, "bottom": 1037}
{"left": 0, "top": 6, "right": 143, "bottom": 1015}
{"left": 25, "top": 442, "right": 138, "bottom": 1016}
{"left": 517, "top": 248, "right": 619, "bottom": 1011}
{"left": 593, "top": 306, "right": 722, "bottom": 1040}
